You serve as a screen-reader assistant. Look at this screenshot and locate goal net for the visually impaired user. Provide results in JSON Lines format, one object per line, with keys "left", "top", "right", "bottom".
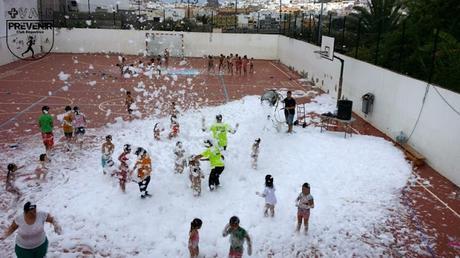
{"left": 146, "top": 32, "right": 184, "bottom": 58}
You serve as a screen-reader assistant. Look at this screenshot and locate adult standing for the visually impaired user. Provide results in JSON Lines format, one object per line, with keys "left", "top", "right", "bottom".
{"left": 283, "top": 91, "right": 296, "bottom": 133}
{"left": 194, "top": 139, "right": 225, "bottom": 191}
{"left": 38, "top": 106, "right": 54, "bottom": 152}
{"left": 1, "top": 202, "right": 62, "bottom": 258}
{"left": 208, "top": 114, "right": 238, "bottom": 151}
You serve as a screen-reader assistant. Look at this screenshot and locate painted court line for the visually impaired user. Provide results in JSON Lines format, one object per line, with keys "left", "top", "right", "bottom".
{"left": 218, "top": 74, "right": 229, "bottom": 103}
{"left": 0, "top": 87, "right": 70, "bottom": 129}
{"left": 269, "top": 61, "right": 291, "bottom": 78}
{"left": 269, "top": 61, "right": 304, "bottom": 88}
{"left": 416, "top": 179, "right": 460, "bottom": 218}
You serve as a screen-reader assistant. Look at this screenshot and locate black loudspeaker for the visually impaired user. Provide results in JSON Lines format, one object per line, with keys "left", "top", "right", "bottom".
{"left": 337, "top": 100, "right": 353, "bottom": 120}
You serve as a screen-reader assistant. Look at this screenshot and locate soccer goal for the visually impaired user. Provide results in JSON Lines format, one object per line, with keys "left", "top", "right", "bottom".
{"left": 145, "top": 32, "right": 184, "bottom": 58}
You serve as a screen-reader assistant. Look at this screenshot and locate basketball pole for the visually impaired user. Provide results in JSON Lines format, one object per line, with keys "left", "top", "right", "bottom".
{"left": 334, "top": 54, "right": 344, "bottom": 105}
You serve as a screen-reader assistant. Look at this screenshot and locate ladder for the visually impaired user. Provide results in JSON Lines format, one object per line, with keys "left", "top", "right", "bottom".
{"left": 296, "top": 104, "right": 306, "bottom": 126}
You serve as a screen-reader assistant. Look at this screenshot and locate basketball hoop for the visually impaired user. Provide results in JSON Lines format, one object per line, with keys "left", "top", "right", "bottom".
{"left": 314, "top": 50, "right": 329, "bottom": 60}
{"left": 314, "top": 36, "right": 335, "bottom": 61}
{"left": 312, "top": 36, "right": 345, "bottom": 104}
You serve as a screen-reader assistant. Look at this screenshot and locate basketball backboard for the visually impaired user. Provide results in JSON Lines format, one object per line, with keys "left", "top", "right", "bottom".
{"left": 320, "top": 36, "right": 335, "bottom": 61}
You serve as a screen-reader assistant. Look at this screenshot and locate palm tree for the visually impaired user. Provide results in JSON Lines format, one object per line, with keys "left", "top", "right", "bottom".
{"left": 351, "top": 0, "right": 404, "bottom": 34}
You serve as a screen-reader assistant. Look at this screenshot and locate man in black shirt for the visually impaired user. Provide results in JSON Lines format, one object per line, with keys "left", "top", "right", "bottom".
{"left": 283, "top": 91, "right": 296, "bottom": 133}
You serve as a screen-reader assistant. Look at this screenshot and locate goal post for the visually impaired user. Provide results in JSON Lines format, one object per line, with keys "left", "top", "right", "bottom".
{"left": 145, "top": 32, "right": 184, "bottom": 58}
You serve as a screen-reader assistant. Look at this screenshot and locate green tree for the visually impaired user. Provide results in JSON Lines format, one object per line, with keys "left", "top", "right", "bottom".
{"left": 351, "top": 0, "right": 403, "bottom": 34}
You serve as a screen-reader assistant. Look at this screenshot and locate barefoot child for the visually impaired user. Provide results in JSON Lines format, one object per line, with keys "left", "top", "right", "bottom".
{"left": 101, "top": 135, "right": 115, "bottom": 174}
{"left": 236, "top": 56, "right": 242, "bottom": 76}
{"left": 222, "top": 216, "right": 252, "bottom": 258}
{"left": 5, "top": 163, "right": 24, "bottom": 200}
{"left": 62, "top": 106, "right": 74, "bottom": 151}
{"left": 153, "top": 122, "right": 163, "bottom": 141}
{"left": 295, "top": 182, "right": 314, "bottom": 232}
{"left": 72, "top": 106, "right": 87, "bottom": 149}
{"left": 168, "top": 115, "right": 180, "bottom": 139}
{"left": 117, "top": 144, "right": 131, "bottom": 193}
{"left": 164, "top": 48, "right": 170, "bottom": 68}
{"left": 243, "top": 55, "right": 248, "bottom": 75}
{"left": 38, "top": 106, "right": 54, "bottom": 153}
{"left": 207, "top": 55, "right": 214, "bottom": 73}
{"left": 133, "top": 147, "right": 152, "bottom": 198}
{"left": 256, "top": 175, "right": 276, "bottom": 217}
{"left": 188, "top": 156, "right": 204, "bottom": 197}
{"left": 251, "top": 138, "right": 261, "bottom": 169}
{"left": 125, "top": 91, "right": 134, "bottom": 115}
{"left": 5, "top": 163, "right": 22, "bottom": 197}
{"left": 35, "top": 154, "right": 49, "bottom": 181}
{"left": 174, "top": 141, "right": 186, "bottom": 174}
{"left": 218, "top": 54, "right": 225, "bottom": 72}
{"left": 228, "top": 54, "right": 234, "bottom": 75}
{"left": 170, "top": 101, "right": 178, "bottom": 117}
{"left": 188, "top": 218, "right": 203, "bottom": 258}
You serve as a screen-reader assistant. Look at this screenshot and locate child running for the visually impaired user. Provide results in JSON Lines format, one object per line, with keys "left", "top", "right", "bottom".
{"left": 164, "top": 49, "right": 170, "bottom": 68}
{"left": 295, "top": 182, "right": 314, "bottom": 233}
{"left": 153, "top": 122, "right": 163, "bottom": 141}
{"left": 174, "top": 141, "right": 186, "bottom": 174}
{"left": 5, "top": 163, "right": 24, "bottom": 200}
{"left": 38, "top": 106, "right": 54, "bottom": 153}
{"left": 62, "top": 106, "right": 74, "bottom": 151}
{"left": 188, "top": 218, "right": 203, "bottom": 258}
{"left": 117, "top": 144, "right": 131, "bottom": 193}
{"left": 72, "top": 106, "right": 87, "bottom": 149}
{"left": 133, "top": 147, "right": 152, "bottom": 198}
{"left": 188, "top": 156, "right": 204, "bottom": 197}
{"left": 101, "top": 135, "right": 115, "bottom": 174}
{"left": 222, "top": 216, "right": 252, "bottom": 258}
{"left": 34, "top": 154, "right": 49, "bottom": 181}
{"left": 251, "top": 138, "right": 261, "bottom": 169}
{"left": 169, "top": 115, "right": 180, "bottom": 139}
{"left": 170, "top": 101, "right": 178, "bottom": 117}
{"left": 125, "top": 91, "right": 134, "bottom": 115}
{"left": 256, "top": 175, "right": 277, "bottom": 217}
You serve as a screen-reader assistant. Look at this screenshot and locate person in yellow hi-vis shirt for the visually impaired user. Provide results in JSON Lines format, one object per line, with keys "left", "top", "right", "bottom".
{"left": 203, "top": 114, "right": 238, "bottom": 151}
{"left": 194, "top": 139, "right": 225, "bottom": 191}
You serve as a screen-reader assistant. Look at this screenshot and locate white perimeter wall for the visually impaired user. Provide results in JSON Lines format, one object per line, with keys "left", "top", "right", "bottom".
{"left": 278, "top": 36, "right": 460, "bottom": 186}
{"left": 52, "top": 28, "right": 278, "bottom": 59}
{"left": 5, "top": 28, "right": 459, "bottom": 185}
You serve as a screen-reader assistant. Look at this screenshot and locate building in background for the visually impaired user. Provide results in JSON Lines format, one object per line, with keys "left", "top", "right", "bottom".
{"left": 207, "top": 0, "right": 220, "bottom": 9}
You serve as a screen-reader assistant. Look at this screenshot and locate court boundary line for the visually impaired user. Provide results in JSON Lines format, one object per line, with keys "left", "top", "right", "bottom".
{"left": 269, "top": 61, "right": 305, "bottom": 89}
{"left": 218, "top": 74, "right": 229, "bottom": 103}
{"left": 415, "top": 179, "right": 460, "bottom": 218}
{"left": 0, "top": 84, "right": 71, "bottom": 129}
